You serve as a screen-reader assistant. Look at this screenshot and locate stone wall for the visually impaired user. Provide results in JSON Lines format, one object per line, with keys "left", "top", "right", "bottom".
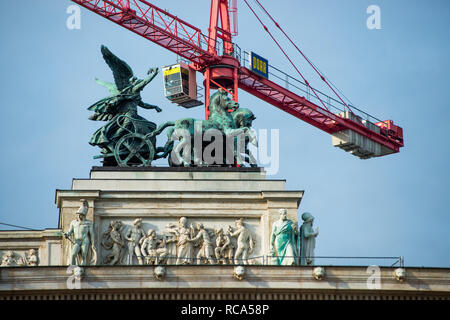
{"left": 55, "top": 167, "right": 304, "bottom": 266}
{"left": 0, "top": 229, "right": 62, "bottom": 267}
{"left": 2, "top": 167, "right": 448, "bottom": 301}
{"left": 0, "top": 265, "right": 449, "bottom": 300}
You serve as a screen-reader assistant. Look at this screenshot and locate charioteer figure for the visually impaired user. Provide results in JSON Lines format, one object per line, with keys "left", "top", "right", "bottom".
{"left": 88, "top": 45, "right": 163, "bottom": 166}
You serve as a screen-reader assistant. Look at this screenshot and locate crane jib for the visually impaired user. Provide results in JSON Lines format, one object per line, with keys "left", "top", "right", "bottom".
{"left": 238, "top": 67, "right": 402, "bottom": 157}
{"left": 72, "top": 0, "right": 214, "bottom": 66}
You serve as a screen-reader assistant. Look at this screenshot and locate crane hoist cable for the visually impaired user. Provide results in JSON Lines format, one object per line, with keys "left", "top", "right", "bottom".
{"left": 242, "top": 0, "right": 331, "bottom": 113}
{"left": 250, "top": 0, "right": 357, "bottom": 115}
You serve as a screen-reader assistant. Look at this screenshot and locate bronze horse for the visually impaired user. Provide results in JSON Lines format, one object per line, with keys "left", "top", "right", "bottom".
{"left": 154, "top": 89, "right": 257, "bottom": 167}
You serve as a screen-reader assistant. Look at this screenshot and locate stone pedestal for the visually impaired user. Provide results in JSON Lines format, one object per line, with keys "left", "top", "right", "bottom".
{"left": 55, "top": 167, "right": 304, "bottom": 266}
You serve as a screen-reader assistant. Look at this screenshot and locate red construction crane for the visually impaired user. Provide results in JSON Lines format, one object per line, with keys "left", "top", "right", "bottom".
{"left": 71, "top": 0, "right": 404, "bottom": 159}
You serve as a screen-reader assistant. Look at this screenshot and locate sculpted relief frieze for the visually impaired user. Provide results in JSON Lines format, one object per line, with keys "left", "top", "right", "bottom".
{"left": 97, "top": 216, "right": 258, "bottom": 266}
{"left": 62, "top": 201, "right": 317, "bottom": 267}
{"left": 0, "top": 249, "right": 39, "bottom": 267}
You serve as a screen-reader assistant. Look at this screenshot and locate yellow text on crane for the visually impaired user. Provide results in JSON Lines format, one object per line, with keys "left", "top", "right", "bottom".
{"left": 249, "top": 51, "right": 269, "bottom": 79}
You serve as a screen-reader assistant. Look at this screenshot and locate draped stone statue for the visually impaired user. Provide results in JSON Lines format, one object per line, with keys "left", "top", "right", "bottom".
{"left": 270, "top": 209, "right": 298, "bottom": 266}
{"left": 166, "top": 217, "right": 195, "bottom": 265}
{"left": 299, "top": 212, "right": 319, "bottom": 266}
{"left": 189, "top": 223, "right": 215, "bottom": 265}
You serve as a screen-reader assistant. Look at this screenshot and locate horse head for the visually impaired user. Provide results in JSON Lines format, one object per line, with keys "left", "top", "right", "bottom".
{"left": 210, "top": 88, "right": 239, "bottom": 114}
{"left": 231, "top": 108, "right": 256, "bottom": 129}
{"left": 231, "top": 108, "right": 258, "bottom": 147}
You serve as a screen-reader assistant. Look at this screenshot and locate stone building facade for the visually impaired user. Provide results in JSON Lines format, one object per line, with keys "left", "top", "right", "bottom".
{"left": 0, "top": 167, "right": 449, "bottom": 300}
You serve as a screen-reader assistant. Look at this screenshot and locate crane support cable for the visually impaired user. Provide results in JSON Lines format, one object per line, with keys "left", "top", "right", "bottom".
{"left": 242, "top": 0, "right": 331, "bottom": 112}
{"left": 252, "top": 0, "right": 355, "bottom": 115}
{"left": 0, "top": 222, "right": 37, "bottom": 231}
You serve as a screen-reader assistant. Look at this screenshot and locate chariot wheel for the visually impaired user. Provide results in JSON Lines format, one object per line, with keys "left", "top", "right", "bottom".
{"left": 114, "top": 133, "right": 155, "bottom": 167}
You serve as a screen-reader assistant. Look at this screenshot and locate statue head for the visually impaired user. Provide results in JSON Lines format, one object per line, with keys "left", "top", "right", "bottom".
{"left": 111, "top": 220, "right": 122, "bottom": 231}
{"left": 313, "top": 267, "right": 326, "bottom": 280}
{"left": 147, "top": 229, "right": 155, "bottom": 237}
{"left": 301, "top": 212, "right": 314, "bottom": 223}
{"left": 393, "top": 268, "right": 406, "bottom": 282}
{"left": 76, "top": 199, "right": 88, "bottom": 216}
{"left": 232, "top": 108, "right": 256, "bottom": 129}
{"left": 154, "top": 266, "right": 166, "bottom": 280}
{"left": 179, "top": 217, "right": 187, "bottom": 227}
{"left": 279, "top": 208, "right": 288, "bottom": 221}
{"left": 73, "top": 266, "right": 84, "bottom": 278}
{"left": 233, "top": 266, "right": 245, "bottom": 280}
{"left": 210, "top": 88, "right": 239, "bottom": 113}
{"left": 196, "top": 223, "right": 204, "bottom": 230}
{"left": 133, "top": 218, "right": 142, "bottom": 227}
{"left": 235, "top": 218, "right": 244, "bottom": 228}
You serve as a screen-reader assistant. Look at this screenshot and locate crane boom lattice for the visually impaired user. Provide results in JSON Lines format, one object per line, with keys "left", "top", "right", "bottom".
{"left": 72, "top": 0, "right": 217, "bottom": 67}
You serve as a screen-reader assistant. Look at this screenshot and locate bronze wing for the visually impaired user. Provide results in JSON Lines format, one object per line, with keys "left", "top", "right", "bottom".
{"left": 101, "top": 45, "right": 134, "bottom": 91}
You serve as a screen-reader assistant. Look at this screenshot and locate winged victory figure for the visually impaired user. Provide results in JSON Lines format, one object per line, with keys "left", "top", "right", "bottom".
{"left": 88, "top": 45, "right": 162, "bottom": 161}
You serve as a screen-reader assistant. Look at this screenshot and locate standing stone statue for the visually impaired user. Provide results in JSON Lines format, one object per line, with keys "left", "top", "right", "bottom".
{"left": 125, "top": 218, "right": 146, "bottom": 265}
{"left": 227, "top": 218, "right": 255, "bottom": 265}
{"left": 166, "top": 217, "right": 195, "bottom": 265}
{"left": 270, "top": 209, "right": 298, "bottom": 266}
{"left": 64, "top": 199, "right": 97, "bottom": 266}
{"left": 189, "top": 223, "right": 215, "bottom": 265}
{"left": 299, "top": 212, "right": 319, "bottom": 266}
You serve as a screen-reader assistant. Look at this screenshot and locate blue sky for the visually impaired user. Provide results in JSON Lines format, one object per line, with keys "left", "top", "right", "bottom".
{"left": 0, "top": 0, "right": 449, "bottom": 267}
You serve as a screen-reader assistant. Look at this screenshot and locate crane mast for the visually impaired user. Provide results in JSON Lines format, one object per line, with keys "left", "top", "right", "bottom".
{"left": 205, "top": 0, "right": 240, "bottom": 118}
{"left": 70, "top": 0, "right": 404, "bottom": 158}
